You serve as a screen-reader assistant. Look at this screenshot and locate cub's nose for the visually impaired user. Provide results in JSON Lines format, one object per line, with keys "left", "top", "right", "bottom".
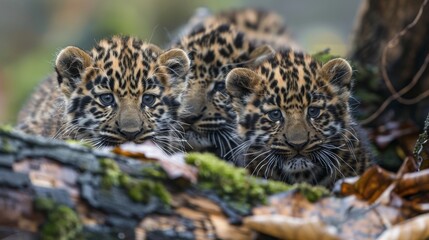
{"left": 182, "top": 114, "right": 202, "bottom": 125}
{"left": 286, "top": 140, "right": 308, "bottom": 151}
{"left": 119, "top": 128, "right": 142, "bottom": 140}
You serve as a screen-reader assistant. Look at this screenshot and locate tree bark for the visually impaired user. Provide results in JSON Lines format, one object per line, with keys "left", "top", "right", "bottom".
{"left": 0, "top": 129, "right": 252, "bottom": 240}
{"left": 350, "top": 0, "right": 429, "bottom": 127}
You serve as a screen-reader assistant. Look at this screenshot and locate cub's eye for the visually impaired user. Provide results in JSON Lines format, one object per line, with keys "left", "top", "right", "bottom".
{"left": 308, "top": 106, "right": 321, "bottom": 118}
{"left": 267, "top": 110, "right": 283, "bottom": 122}
{"left": 142, "top": 94, "right": 156, "bottom": 107}
{"left": 99, "top": 93, "right": 115, "bottom": 106}
{"left": 214, "top": 82, "right": 226, "bottom": 92}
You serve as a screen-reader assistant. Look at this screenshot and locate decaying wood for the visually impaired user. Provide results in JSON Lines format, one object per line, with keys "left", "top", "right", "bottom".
{"left": 1, "top": 128, "right": 429, "bottom": 240}
{"left": 350, "top": 0, "right": 429, "bottom": 126}
{"left": 0, "top": 129, "right": 253, "bottom": 240}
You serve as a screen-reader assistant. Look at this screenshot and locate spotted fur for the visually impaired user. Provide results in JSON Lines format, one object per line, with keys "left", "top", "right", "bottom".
{"left": 17, "top": 36, "right": 190, "bottom": 154}
{"left": 173, "top": 8, "right": 298, "bottom": 50}
{"left": 173, "top": 23, "right": 274, "bottom": 159}
{"left": 226, "top": 50, "right": 371, "bottom": 187}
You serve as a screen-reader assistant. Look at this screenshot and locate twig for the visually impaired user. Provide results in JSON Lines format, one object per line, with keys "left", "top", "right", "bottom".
{"left": 362, "top": 53, "right": 429, "bottom": 125}
{"left": 361, "top": 0, "right": 429, "bottom": 125}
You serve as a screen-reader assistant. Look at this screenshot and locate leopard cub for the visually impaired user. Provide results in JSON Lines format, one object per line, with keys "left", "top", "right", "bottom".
{"left": 17, "top": 36, "right": 190, "bottom": 154}
{"left": 226, "top": 49, "right": 371, "bottom": 187}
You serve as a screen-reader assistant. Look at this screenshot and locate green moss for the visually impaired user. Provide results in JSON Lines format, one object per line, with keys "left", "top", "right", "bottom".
{"left": 0, "top": 137, "right": 16, "bottom": 153}
{"left": 0, "top": 126, "right": 16, "bottom": 152}
{"left": 99, "top": 158, "right": 122, "bottom": 188}
{"left": 185, "top": 153, "right": 291, "bottom": 211}
{"left": 99, "top": 158, "right": 171, "bottom": 205}
{"left": 185, "top": 153, "right": 329, "bottom": 213}
{"left": 123, "top": 178, "right": 171, "bottom": 204}
{"left": 141, "top": 164, "right": 168, "bottom": 179}
{"left": 294, "top": 183, "right": 329, "bottom": 202}
{"left": 311, "top": 49, "right": 339, "bottom": 64}
{"left": 34, "top": 198, "right": 82, "bottom": 240}
{"left": 40, "top": 205, "right": 83, "bottom": 240}
{"left": 352, "top": 63, "right": 380, "bottom": 101}
{"left": 0, "top": 124, "right": 13, "bottom": 133}
{"left": 65, "top": 140, "right": 93, "bottom": 149}
{"left": 151, "top": 181, "right": 172, "bottom": 204}
{"left": 34, "top": 197, "right": 55, "bottom": 212}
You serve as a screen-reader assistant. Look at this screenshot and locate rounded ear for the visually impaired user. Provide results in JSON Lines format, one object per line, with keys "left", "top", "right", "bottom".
{"left": 55, "top": 46, "right": 93, "bottom": 97}
{"left": 247, "top": 44, "right": 275, "bottom": 67}
{"left": 226, "top": 68, "right": 261, "bottom": 100}
{"left": 158, "top": 48, "right": 190, "bottom": 78}
{"left": 319, "top": 58, "right": 353, "bottom": 94}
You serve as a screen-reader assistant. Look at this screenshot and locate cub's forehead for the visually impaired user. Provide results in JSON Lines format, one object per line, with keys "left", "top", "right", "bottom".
{"left": 90, "top": 36, "right": 160, "bottom": 63}
{"left": 85, "top": 37, "right": 161, "bottom": 84}
{"left": 76, "top": 36, "right": 161, "bottom": 92}
{"left": 257, "top": 50, "right": 320, "bottom": 90}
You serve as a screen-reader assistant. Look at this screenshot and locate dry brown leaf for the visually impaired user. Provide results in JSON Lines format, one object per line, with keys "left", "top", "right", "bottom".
{"left": 248, "top": 154, "right": 429, "bottom": 240}
{"left": 112, "top": 141, "right": 164, "bottom": 161}
{"left": 334, "top": 165, "right": 396, "bottom": 202}
{"left": 249, "top": 191, "right": 409, "bottom": 240}
{"left": 335, "top": 157, "right": 423, "bottom": 201}
{"left": 396, "top": 169, "right": 429, "bottom": 197}
{"left": 377, "top": 213, "right": 429, "bottom": 240}
{"left": 244, "top": 215, "right": 339, "bottom": 240}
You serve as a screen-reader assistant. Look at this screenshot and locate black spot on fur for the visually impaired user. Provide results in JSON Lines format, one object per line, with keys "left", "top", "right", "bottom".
{"left": 270, "top": 80, "right": 278, "bottom": 89}
{"left": 162, "top": 96, "right": 179, "bottom": 107}
{"left": 203, "top": 50, "right": 215, "bottom": 63}
{"left": 234, "top": 33, "right": 244, "bottom": 48}
{"left": 80, "top": 96, "right": 92, "bottom": 109}
{"left": 240, "top": 113, "right": 259, "bottom": 129}
{"left": 85, "top": 81, "right": 93, "bottom": 90}
{"left": 68, "top": 98, "right": 80, "bottom": 113}
{"left": 252, "top": 99, "right": 261, "bottom": 107}
{"left": 217, "top": 24, "right": 231, "bottom": 33}
{"left": 94, "top": 76, "right": 102, "bottom": 85}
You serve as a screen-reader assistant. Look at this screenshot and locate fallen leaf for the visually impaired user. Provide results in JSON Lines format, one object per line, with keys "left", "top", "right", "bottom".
{"left": 248, "top": 191, "right": 407, "bottom": 240}
{"left": 244, "top": 215, "right": 339, "bottom": 240}
{"left": 334, "top": 157, "right": 422, "bottom": 202}
{"left": 377, "top": 213, "right": 429, "bottom": 240}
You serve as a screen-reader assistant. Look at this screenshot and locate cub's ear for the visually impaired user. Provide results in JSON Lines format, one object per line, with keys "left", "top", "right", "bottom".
{"left": 145, "top": 43, "right": 163, "bottom": 56}
{"left": 55, "top": 46, "right": 93, "bottom": 98}
{"left": 158, "top": 48, "right": 190, "bottom": 78}
{"left": 319, "top": 58, "right": 353, "bottom": 95}
{"left": 247, "top": 44, "right": 275, "bottom": 67}
{"left": 226, "top": 68, "right": 261, "bottom": 100}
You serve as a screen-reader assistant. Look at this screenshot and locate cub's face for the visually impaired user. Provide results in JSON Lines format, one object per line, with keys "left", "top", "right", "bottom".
{"left": 226, "top": 50, "right": 354, "bottom": 185}
{"left": 55, "top": 36, "right": 190, "bottom": 153}
{"left": 175, "top": 23, "right": 274, "bottom": 158}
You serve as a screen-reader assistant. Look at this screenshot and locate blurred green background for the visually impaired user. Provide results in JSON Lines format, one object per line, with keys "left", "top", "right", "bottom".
{"left": 0, "top": 0, "right": 361, "bottom": 124}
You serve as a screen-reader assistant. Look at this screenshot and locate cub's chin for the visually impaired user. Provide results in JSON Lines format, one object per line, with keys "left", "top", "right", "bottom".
{"left": 281, "top": 156, "right": 316, "bottom": 173}
{"left": 184, "top": 130, "right": 213, "bottom": 150}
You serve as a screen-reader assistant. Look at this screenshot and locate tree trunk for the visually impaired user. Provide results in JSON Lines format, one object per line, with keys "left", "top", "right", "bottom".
{"left": 350, "top": 0, "right": 429, "bottom": 127}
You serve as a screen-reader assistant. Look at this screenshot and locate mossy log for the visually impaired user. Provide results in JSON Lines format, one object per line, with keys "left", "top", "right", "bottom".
{"left": 0, "top": 128, "right": 329, "bottom": 239}
{"left": 0, "top": 128, "right": 246, "bottom": 239}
